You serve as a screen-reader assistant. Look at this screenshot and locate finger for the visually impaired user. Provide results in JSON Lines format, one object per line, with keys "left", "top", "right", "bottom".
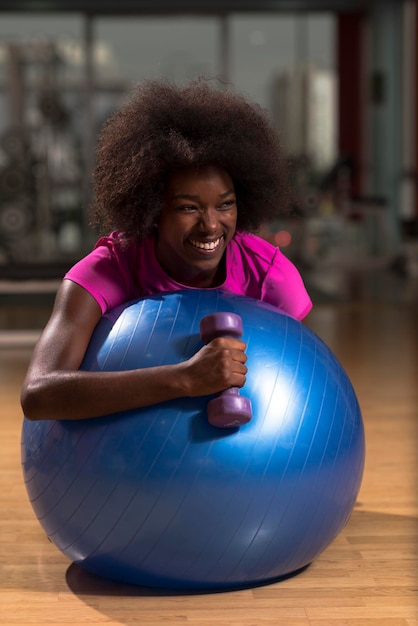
{"left": 210, "top": 337, "right": 247, "bottom": 351}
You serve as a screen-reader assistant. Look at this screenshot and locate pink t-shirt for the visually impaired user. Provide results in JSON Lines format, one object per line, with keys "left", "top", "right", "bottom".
{"left": 64, "top": 231, "right": 312, "bottom": 320}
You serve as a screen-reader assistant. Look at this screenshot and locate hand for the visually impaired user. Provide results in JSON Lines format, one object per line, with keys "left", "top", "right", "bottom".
{"left": 181, "top": 337, "right": 248, "bottom": 397}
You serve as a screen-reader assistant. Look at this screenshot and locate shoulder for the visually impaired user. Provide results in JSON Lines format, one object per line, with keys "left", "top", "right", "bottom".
{"left": 229, "top": 231, "right": 312, "bottom": 321}
{"left": 64, "top": 232, "right": 145, "bottom": 313}
{"left": 93, "top": 231, "right": 140, "bottom": 258}
{"left": 230, "top": 231, "right": 278, "bottom": 265}
{"left": 89, "top": 231, "right": 152, "bottom": 275}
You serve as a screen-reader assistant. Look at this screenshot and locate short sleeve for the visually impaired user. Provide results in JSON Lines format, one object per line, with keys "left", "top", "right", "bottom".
{"left": 64, "top": 234, "right": 138, "bottom": 314}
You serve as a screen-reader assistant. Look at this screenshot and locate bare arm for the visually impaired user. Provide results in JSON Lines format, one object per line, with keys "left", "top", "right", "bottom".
{"left": 20, "top": 280, "right": 248, "bottom": 421}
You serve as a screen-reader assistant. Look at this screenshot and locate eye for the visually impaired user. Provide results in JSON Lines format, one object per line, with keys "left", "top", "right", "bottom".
{"left": 177, "top": 204, "right": 198, "bottom": 212}
{"left": 218, "top": 199, "right": 236, "bottom": 210}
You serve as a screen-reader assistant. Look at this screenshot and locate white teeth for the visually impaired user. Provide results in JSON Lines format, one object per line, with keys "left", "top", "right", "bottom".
{"left": 190, "top": 238, "right": 221, "bottom": 250}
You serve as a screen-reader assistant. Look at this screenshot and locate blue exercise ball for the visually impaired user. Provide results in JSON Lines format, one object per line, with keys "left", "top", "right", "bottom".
{"left": 22, "top": 290, "right": 365, "bottom": 590}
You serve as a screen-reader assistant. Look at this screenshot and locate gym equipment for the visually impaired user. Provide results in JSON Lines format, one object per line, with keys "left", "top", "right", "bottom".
{"left": 22, "top": 290, "right": 365, "bottom": 590}
{"left": 199, "top": 311, "right": 252, "bottom": 428}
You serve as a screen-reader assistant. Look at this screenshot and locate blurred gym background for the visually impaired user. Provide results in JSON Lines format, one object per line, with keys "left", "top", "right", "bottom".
{"left": 0, "top": 0, "right": 417, "bottom": 343}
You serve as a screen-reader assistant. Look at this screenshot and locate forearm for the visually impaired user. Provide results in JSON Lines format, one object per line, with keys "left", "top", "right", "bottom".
{"left": 21, "top": 364, "right": 190, "bottom": 421}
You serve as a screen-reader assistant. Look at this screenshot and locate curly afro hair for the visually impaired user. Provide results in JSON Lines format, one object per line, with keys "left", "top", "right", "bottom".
{"left": 90, "top": 78, "right": 291, "bottom": 241}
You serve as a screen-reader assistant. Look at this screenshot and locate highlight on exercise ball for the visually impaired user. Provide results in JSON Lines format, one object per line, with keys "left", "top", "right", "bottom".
{"left": 21, "top": 290, "right": 365, "bottom": 590}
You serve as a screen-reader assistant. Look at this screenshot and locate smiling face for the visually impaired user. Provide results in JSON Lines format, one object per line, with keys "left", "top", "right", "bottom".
{"left": 155, "top": 164, "right": 237, "bottom": 288}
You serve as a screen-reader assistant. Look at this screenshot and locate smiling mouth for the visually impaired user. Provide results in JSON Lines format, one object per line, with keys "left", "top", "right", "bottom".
{"left": 189, "top": 237, "right": 223, "bottom": 251}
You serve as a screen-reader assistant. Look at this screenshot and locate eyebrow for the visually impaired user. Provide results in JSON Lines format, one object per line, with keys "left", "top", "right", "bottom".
{"left": 172, "top": 189, "right": 235, "bottom": 200}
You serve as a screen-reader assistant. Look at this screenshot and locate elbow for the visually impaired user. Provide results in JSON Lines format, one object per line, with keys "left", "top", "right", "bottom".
{"left": 20, "top": 383, "right": 48, "bottom": 421}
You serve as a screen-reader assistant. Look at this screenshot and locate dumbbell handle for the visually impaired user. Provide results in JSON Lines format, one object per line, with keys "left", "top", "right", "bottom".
{"left": 199, "top": 312, "right": 252, "bottom": 428}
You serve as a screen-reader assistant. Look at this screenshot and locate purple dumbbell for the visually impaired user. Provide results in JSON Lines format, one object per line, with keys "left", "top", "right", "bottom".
{"left": 199, "top": 312, "right": 252, "bottom": 428}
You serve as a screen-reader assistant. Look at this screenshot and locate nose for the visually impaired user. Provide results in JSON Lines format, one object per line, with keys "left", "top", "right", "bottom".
{"left": 199, "top": 208, "right": 218, "bottom": 232}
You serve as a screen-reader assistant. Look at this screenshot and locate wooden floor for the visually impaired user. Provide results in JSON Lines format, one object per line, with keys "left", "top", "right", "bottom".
{"left": 1, "top": 288, "right": 417, "bottom": 624}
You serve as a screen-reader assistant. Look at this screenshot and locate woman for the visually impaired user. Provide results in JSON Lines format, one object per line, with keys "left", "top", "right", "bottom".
{"left": 21, "top": 78, "right": 312, "bottom": 422}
